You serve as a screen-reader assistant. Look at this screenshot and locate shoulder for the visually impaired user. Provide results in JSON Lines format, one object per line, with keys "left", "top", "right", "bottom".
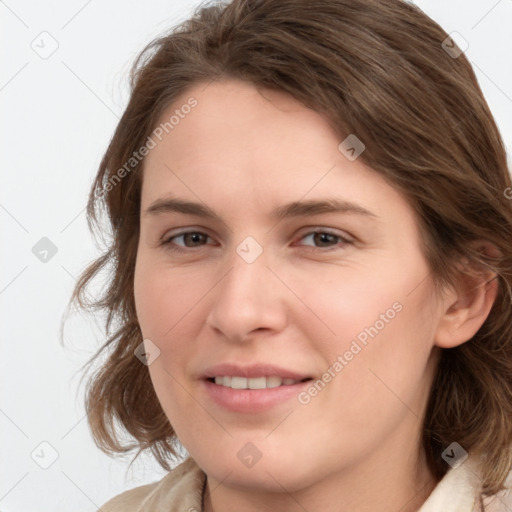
{"left": 99, "top": 480, "right": 159, "bottom": 512}
{"left": 99, "top": 457, "right": 206, "bottom": 512}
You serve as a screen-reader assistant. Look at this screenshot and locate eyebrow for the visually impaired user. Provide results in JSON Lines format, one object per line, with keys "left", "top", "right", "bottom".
{"left": 143, "top": 197, "right": 377, "bottom": 221}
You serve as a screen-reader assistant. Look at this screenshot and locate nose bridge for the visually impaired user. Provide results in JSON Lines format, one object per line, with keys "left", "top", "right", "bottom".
{"left": 206, "top": 239, "right": 287, "bottom": 339}
{"left": 220, "top": 242, "right": 273, "bottom": 312}
{"left": 235, "top": 241, "right": 273, "bottom": 294}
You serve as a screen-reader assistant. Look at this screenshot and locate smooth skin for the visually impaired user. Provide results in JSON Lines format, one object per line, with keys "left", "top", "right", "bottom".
{"left": 133, "top": 78, "right": 497, "bottom": 512}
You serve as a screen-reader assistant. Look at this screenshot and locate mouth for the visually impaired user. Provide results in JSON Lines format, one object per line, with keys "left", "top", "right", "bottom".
{"left": 201, "top": 363, "right": 315, "bottom": 412}
{"left": 202, "top": 376, "right": 314, "bottom": 413}
{"left": 206, "top": 375, "right": 313, "bottom": 390}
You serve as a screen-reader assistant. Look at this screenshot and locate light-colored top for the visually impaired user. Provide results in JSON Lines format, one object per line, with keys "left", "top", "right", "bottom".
{"left": 99, "top": 456, "right": 512, "bottom": 512}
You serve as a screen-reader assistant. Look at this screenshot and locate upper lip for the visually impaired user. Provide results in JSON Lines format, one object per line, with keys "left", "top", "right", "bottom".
{"left": 202, "top": 363, "right": 312, "bottom": 380}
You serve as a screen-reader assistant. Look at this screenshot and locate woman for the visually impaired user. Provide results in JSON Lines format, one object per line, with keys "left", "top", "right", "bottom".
{"left": 69, "top": 0, "right": 512, "bottom": 510}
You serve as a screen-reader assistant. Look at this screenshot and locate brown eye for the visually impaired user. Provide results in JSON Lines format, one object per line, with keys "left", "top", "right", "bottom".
{"left": 298, "top": 230, "right": 352, "bottom": 250}
{"left": 179, "top": 232, "right": 208, "bottom": 247}
{"left": 161, "top": 231, "right": 212, "bottom": 252}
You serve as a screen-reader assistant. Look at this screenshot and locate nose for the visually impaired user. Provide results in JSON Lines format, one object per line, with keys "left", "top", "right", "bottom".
{"left": 205, "top": 245, "right": 289, "bottom": 343}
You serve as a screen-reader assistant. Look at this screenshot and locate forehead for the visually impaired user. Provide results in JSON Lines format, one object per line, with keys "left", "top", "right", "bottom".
{"left": 140, "top": 78, "right": 414, "bottom": 227}
{"left": 146, "top": 78, "right": 341, "bottom": 167}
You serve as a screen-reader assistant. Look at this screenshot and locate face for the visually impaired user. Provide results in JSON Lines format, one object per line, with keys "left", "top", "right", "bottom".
{"left": 134, "top": 78, "right": 443, "bottom": 493}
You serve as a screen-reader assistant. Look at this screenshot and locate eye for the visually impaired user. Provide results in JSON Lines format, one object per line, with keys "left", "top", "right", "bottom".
{"left": 296, "top": 230, "right": 353, "bottom": 250}
{"left": 160, "top": 230, "right": 213, "bottom": 252}
{"left": 159, "top": 228, "right": 353, "bottom": 254}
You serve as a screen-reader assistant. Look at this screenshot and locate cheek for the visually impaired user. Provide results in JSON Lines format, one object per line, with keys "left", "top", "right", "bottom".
{"left": 293, "top": 265, "right": 408, "bottom": 353}
{"left": 319, "top": 285, "right": 437, "bottom": 430}
{"left": 302, "top": 260, "right": 437, "bottom": 408}
{"left": 133, "top": 259, "right": 203, "bottom": 423}
{"left": 134, "top": 257, "right": 216, "bottom": 390}
{"left": 134, "top": 256, "right": 204, "bottom": 340}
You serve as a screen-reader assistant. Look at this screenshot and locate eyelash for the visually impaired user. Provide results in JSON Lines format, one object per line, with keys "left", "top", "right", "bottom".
{"left": 159, "top": 229, "right": 353, "bottom": 254}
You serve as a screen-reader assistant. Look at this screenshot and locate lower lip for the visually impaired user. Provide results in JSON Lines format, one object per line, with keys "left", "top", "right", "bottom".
{"left": 202, "top": 379, "right": 312, "bottom": 413}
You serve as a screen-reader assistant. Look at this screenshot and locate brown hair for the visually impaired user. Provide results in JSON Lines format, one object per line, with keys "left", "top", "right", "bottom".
{"left": 67, "top": 0, "right": 512, "bottom": 496}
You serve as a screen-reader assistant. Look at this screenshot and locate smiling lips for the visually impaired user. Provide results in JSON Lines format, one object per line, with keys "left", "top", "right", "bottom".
{"left": 211, "top": 375, "right": 309, "bottom": 390}
{"left": 203, "top": 363, "right": 313, "bottom": 395}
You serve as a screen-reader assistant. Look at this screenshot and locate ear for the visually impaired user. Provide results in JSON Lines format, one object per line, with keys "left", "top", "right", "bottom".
{"left": 434, "top": 242, "right": 500, "bottom": 349}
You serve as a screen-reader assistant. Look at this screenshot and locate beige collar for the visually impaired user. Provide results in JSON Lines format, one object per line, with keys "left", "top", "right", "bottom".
{"left": 418, "top": 457, "right": 482, "bottom": 512}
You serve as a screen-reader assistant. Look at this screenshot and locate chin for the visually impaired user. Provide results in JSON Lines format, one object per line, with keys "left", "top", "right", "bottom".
{"left": 195, "top": 448, "right": 323, "bottom": 494}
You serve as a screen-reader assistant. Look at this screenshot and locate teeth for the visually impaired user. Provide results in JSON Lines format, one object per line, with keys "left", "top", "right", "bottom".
{"left": 266, "top": 376, "right": 282, "bottom": 388}
{"left": 248, "top": 377, "right": 266, "bottom": 389}
{"left": 231, "top": 376, "right": 248, "bottom": 389}
{"left": 212, "top": 376, "right": 303, "bottom": 389}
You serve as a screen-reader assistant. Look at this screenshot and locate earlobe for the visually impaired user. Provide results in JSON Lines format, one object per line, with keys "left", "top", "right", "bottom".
{"left": 434, "top": 249, "right": 500, "bottom": 349}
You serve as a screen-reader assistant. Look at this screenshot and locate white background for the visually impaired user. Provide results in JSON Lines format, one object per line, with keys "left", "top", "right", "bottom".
{"left": 1, "top": 1, "right": 511, "bottom": 510}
